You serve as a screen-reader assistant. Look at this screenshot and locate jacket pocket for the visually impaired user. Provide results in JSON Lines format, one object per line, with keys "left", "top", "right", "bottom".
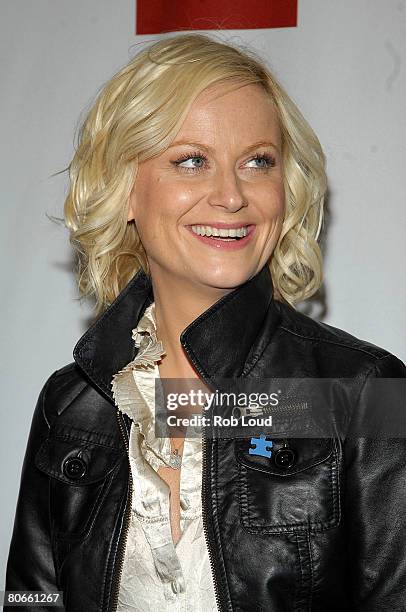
{"left": 235, "top": 437, "right": 340, "bottom": 534}
{"left": 35, "top": 427, "right": 122, "bottom": 540}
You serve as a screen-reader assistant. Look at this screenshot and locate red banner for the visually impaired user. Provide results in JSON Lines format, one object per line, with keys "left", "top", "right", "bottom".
{"left": 136, "top": 0, "right": 298, "bottom": 35}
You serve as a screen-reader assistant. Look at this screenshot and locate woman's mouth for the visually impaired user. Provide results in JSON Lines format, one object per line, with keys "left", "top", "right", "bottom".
{"left": 185, "top": 223, "right": 256, "bottom": 250}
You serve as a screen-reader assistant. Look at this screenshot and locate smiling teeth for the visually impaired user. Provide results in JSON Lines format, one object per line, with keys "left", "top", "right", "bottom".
{"left": 191, "top": 225, "right": 248, "bottom": 238}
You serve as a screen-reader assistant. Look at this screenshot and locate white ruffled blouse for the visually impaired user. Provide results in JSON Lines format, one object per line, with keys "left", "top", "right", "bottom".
{"left": 111, "top": 302, "right": 218, "bottom": 611}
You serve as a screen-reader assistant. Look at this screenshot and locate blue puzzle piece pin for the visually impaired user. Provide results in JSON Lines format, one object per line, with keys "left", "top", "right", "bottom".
{"left": 249, "top": 434, "right": 273, "bottom": 458}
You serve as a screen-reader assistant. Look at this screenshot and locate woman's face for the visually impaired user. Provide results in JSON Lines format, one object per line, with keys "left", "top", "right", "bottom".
{"left": 128, "top": 81, "right": 285, "bottom": 294}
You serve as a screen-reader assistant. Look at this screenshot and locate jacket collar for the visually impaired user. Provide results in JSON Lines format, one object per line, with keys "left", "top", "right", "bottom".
{"left": 73, "top": 263, "right": 280, "bottom": 404}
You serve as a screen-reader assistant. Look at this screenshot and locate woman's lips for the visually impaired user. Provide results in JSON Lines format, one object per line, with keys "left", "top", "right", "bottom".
{"left": 185, "top": 224, "right": 256, "bottom": 250}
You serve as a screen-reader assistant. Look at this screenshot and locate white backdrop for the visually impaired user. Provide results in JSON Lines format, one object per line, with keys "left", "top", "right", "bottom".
{"left": 1, "top": 0, "right": 405, "bottom": 584}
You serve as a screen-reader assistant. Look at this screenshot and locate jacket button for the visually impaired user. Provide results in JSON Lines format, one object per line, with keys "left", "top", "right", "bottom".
{"left": 274, "top": 445, "right": 296, "bottom": 469}
{"left": 63, "top": 457, "right": 87, "bottom": 480}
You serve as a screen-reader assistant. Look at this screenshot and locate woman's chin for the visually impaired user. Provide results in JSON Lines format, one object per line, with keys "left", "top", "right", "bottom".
{"left": 151, "top": 255, "right": 268, "bottom": 291}
{"left": 188, "top": 265, "right": 262, "bottom": 292}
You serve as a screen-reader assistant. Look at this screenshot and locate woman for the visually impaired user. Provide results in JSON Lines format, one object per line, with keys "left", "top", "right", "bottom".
{"left": 5, "top": 33, "right": 406, "bottom": 612}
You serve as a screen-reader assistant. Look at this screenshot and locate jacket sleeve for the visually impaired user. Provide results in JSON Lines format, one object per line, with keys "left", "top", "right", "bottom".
{"left": 344, "top": 352, "right": 406, "bottom": 610}
{"left": 4, "top": 371, "right": 62, "bottom": 611}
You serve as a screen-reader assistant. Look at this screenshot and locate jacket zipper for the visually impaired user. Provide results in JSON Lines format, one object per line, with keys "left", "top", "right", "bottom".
{"left": 109, "top": 410, "right": 133, "bottom": 612}
{"left": 109, "top": 296, "right": 153, "bottom": 611}
{"left": 201, "top": 396, "right": 225, "bottom": 612}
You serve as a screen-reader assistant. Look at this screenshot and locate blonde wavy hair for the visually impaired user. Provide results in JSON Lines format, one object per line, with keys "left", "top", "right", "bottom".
{"left": 64, "top": 33, "right": 327, "bottom": 316}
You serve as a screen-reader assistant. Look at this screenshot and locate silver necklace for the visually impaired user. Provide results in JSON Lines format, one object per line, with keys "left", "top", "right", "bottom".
{"left": 168, "top": 447, "right": 183, "bottom": 469}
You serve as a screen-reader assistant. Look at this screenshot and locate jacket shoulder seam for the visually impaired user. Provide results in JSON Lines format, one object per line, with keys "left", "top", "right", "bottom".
{"left": 42, "top": 364, "right": 91, "bottom": 425}
{"left": 41, "top": 370, "right": 60, "bottom": 428}
{"left": 278, "top": 324, "right": 390, "bottom": 360}
{"left": 347, "top": 358, "right": 384, "bottom": 438}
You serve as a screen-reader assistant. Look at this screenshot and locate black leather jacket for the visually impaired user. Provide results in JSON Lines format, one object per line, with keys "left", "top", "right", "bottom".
{"left": 5, "top": 264, "right": 406, "bottom": 611}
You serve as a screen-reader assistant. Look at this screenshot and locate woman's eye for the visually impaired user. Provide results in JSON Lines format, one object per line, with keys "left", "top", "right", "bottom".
{"left": 173, "top": 154, "right": 208, "bottom": 172}
{"left": 245, "top": 154, "right": 276, "bottom": 170}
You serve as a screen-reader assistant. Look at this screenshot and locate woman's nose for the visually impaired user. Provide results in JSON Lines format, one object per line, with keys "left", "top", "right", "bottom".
{"left": 207, "top": 169, "right": 247, "bottom": 212}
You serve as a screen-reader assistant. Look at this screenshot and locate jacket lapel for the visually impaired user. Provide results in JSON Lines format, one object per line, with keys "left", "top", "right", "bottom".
{"left": 73, "top": 268, "right": 153, "bottom": 404}
{"left": 180, "top": 264, "right": 279, "bottom": 381}
{"left": 73, "top": 264, "right": 280, "bottom": 405}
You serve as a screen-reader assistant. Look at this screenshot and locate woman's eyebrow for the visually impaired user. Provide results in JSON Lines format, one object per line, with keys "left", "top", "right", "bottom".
{"left": 167, "top": 140, "right": 280, "bottom": 154}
